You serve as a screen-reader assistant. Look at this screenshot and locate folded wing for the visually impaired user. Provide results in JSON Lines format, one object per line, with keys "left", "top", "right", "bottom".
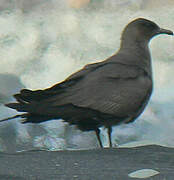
{"left": 6, "top": 61, "right": 152, "bottom": 123}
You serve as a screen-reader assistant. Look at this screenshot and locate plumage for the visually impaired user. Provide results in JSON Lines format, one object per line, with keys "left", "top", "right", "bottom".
{"left": 1, "top": 18, "right": 173, "bottom": 148}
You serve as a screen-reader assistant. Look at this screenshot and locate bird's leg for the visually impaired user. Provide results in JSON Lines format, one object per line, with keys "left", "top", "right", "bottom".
{"left": 107, "top": 126, "right": 112, "bottom": 148}
{"left": 95, "top": 128, "right": 103, "bottom": 148}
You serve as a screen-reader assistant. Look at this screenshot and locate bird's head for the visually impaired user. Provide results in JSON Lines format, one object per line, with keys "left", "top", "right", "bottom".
{"left": 121, "top": 18, "right": 173, "bottom": 46}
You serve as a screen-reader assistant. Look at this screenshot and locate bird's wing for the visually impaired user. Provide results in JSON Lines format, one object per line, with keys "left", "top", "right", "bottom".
{"left": 65, "top": 61, "right": 107, "bottom": 81}
{"left": 48, "top": 62, "right": 152, "bottom": 117}
{"left": 6, "top": 62, "right": 152, "bottom": 119}
{"left": 9, "top": 61, "right": 106, "bottom": 103}
{"left": 5, "top": 61, "right": 107, "bottom": 112}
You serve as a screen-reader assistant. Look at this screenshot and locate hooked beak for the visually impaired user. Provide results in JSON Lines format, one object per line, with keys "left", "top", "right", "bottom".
{"left": 158, "top": 28, "right": 173, "bottom": 35}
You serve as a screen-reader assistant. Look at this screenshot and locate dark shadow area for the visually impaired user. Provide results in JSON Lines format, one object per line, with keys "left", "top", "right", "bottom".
{"left": 0, "top": 73, "right": 48, "bottom": 152}
{"left": 0, "top": 73, "right": 25, "bottom": 104}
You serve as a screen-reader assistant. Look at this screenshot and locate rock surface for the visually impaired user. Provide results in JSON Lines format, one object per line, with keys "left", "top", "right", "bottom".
{"left": 0, "top": 145, "right": 173, "bottom": 180}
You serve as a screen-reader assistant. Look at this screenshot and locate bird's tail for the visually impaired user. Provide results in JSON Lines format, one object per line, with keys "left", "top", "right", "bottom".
{"left": 0, "top": 112, "right": 56, "bottom": 124}
{"left": 0, "top": 86, "right": 66, "bottom": 124}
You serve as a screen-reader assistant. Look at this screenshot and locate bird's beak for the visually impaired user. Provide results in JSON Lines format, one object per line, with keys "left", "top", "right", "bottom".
{"left": 158, "top": 28, "right": 173, "bottom": 35}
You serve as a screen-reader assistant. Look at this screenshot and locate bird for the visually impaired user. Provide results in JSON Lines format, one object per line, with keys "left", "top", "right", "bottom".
{"left": 1, "top": 18, "right": 173, "bottom": 148}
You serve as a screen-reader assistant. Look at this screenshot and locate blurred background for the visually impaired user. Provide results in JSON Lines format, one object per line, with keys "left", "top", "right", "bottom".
{"left": 0, "top": 0, "right": 174, "bottom": 152}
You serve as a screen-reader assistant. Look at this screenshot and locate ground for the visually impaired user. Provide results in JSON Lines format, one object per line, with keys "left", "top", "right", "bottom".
{"left": 0, "top": 145, "right": 173, "bottom": 180}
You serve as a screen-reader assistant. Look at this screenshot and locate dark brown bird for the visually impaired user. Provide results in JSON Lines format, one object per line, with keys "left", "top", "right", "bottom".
{"left": 1, "top": 18, "right": 173, "bottom": 148}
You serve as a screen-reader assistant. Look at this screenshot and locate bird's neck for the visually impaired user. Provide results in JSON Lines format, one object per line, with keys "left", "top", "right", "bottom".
{"left": 117, "top": 39, "right": 152, "bottom": 77}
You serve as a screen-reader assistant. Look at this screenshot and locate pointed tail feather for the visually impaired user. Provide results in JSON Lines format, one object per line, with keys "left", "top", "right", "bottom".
{"left": 0, "top": 113, "right": 55, "bottom": 124}
{"left": 5, "top": 103, "right": 30, "bottom": 112}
